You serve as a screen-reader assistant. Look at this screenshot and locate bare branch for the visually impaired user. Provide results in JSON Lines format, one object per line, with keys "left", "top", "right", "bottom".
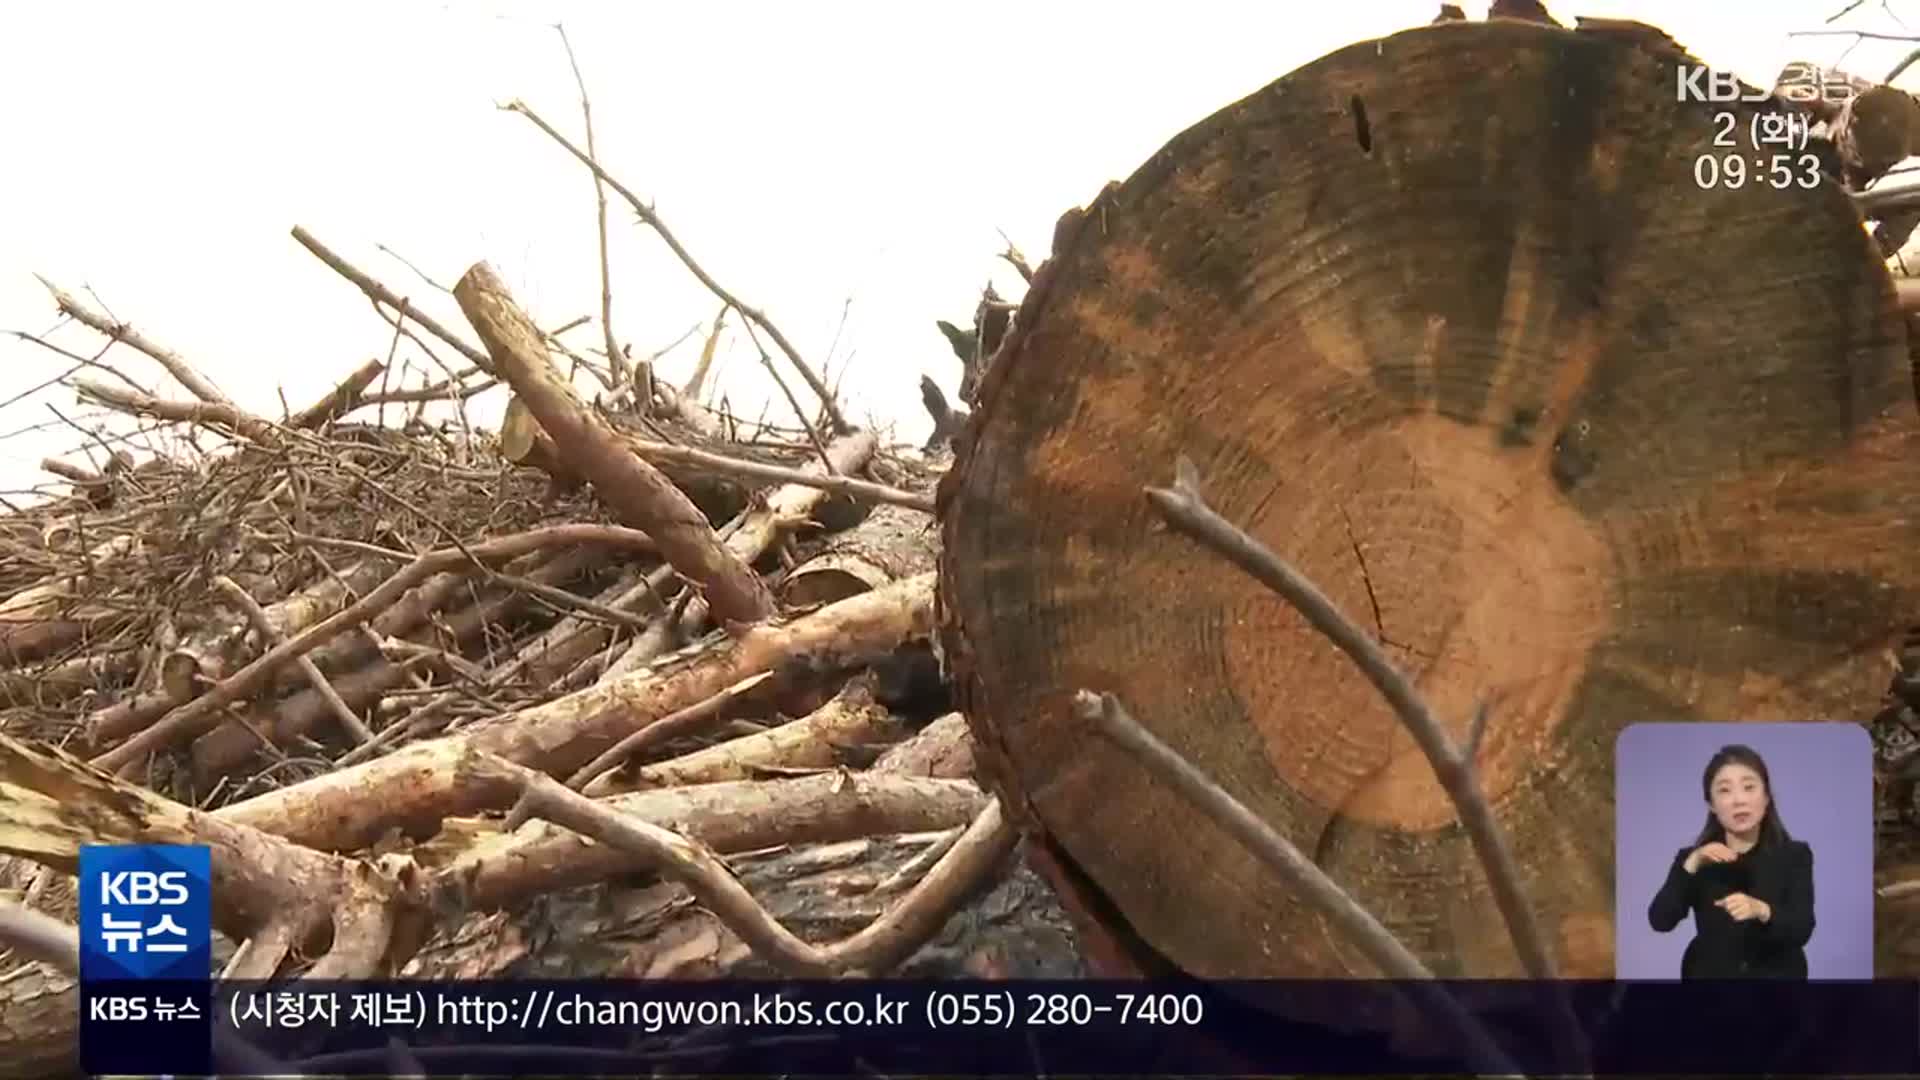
{"left": 1142, "top": 455, "right": 1586, "bottom": 1068}
{"left": 501, "top": 99, "right": 851, "bottom": 435}
{"left": 35, "top": 276, "right": 232, "bottom": 405}
{"left": 1143, "top": 455, "right": 1556, "bottom": 978}
{"left": 290, "top": 226, "right": 494, "bottom": 373}
{"left": 1072, "top": 690, "right": 1521, "bottom": 1078}
{"left": 553, "top": 22, "right": 630, "bottom": 398}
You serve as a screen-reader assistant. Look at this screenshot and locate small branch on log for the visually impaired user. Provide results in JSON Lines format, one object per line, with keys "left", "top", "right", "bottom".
{"left": 1144, "top": 456, "right": 1555, "bottom": 976}
{"left": 453, "top": 261, "right": 777, "bottom": 630}
{"left": 995, "top": 229, "right": 1035, "bottom": 283}
{"left": 290, "top": 226, "right": 494, "bottom": 373}
{"left": 1143, "top": 456, "right": 1584, "bottom": 1068}
{"left": 501, "top": 99, "right": 851, "bottom": 435}
{"left": 585, "top": 679, "right": 901, "bottom": 794}
{"left": 1878, "top": 878, "right": 1920, "bottom": 898}
{"left": 92, "top": 524, "right": 656, "bottom": 776}
{"left": 425, "top": 771, "right": 987, "bottom": 911}
{"left": 212, "top": 575, "right": 374, "bottom": 746}
{"left": 567, "top": 671, "right": 773, "bottom": 791}
{"left": 478, "top": 753, "right": 1013, "bottom": 976}
{"left": 873, "top": 826, "right": 964, "bottom": 894}
{"left": 1072, "top": 691, "right": 1521, "bottom": 1078}
{"left": 35, "top": 276, "right": 233, "bottom": 405}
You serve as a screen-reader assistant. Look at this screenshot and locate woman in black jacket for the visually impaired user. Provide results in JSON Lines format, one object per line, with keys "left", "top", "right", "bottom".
{"left": 1646, "top": 743, "right": 1815, "bottom": 979}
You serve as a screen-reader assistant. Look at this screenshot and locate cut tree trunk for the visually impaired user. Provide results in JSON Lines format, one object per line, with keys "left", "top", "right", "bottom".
{"left": 938, "top": 18, "right": 1920, "bottom": 979}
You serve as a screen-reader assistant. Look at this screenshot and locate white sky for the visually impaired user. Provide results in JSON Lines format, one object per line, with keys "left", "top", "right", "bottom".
{"left": 1, "top": 1, "right": 1911, "bottom": 501}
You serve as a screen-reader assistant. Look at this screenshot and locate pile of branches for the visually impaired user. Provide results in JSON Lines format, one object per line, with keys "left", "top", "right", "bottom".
{"left": 0, "top": 76, "right": 1070, "bottom": 1075}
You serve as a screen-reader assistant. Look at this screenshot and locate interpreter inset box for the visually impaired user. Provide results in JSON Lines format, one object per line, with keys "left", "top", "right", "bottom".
{"left": 1614, "top": 722, "right": 1873, "bottom": 980}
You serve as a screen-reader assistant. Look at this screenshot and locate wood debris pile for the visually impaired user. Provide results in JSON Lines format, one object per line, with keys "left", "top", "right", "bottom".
{"left": 0, "top": 94, "right": 1075, "bottom": 1077}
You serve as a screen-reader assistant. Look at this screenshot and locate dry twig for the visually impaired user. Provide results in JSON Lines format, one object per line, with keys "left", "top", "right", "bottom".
{"left": 501, "top": 99, "right": 851, "bottom": 435}
{"left": 1072, "top": 690, "right": 1522, "bottom": 1078}
{"left": 1142, "top": 455, "right": 1585, "bottom": 1069}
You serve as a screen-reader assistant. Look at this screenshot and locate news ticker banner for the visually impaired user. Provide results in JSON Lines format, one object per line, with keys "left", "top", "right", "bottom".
{"left": 77, "top": 977, "right": 1920, "bottom": 1076}
{"left": 76, "top": 844, "right": 1920, "bottom": 1076}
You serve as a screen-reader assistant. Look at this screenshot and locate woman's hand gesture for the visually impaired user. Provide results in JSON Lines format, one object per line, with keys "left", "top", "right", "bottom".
{"left": 1715, "top": 892, "right": 1771, "bottom": 923}
{"left": 1684, "top": 842, "right": 1738, "bottom": 874}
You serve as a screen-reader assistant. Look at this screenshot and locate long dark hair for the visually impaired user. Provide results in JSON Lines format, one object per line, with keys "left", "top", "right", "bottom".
{"left": 1691, "top": 743, "right": 1793, "bottom": 848}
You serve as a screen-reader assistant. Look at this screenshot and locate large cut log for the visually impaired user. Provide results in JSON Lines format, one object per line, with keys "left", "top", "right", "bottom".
{"left": 938, "top": 18, "right": 1920, "bottom": 980}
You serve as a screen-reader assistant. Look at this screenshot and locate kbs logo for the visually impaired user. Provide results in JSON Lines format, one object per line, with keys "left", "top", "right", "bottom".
{"left": 99, "top": 870, "right": 190, "bottom": 906}
{"left": 78, "top": 844, "right": 211, "bottom": 981}
{"left": 1677, "top": 61, "right": 1861, "bottom": 109}
{"left": 1676, "top": 66, "right": 1771, "bottom": 103}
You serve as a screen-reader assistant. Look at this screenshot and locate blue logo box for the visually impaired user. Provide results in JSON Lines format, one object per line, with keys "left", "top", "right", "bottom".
{"left": 78, "top": 843, "right": 212, "bottom": 981}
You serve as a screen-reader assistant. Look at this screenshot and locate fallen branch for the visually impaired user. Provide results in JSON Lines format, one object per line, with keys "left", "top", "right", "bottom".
{"left": 73, "top": 376, "right": 282, "bottom": 447}
{"left": 213, "top": 574, "right": 374, "bottom": 745}
{"left": 335, "top": 561, "right": 669, "bottom": 768}
{"left": 453, "top": 262, "right": 776, "bottom": 629}
{"left": 618, "top": 430, "right": 927, "bottom": 512}
{"left": 426, "top": 771, "right": 988, "bottom": 912}
{"left": 479, "top": 753, "right": 1013, "bottom": 976}
{"left": 567, "top": 671, "right": 773, "bottom": 791}
{"left": 604, "top": 431, "right": 882, "bottom": 678}
{"left": 190, "top": 546, "right": 600, "bottom": 779}
{"left": 288, "top": 358, "right": 386, "bottom": 430}
{"left": 0, "top": 904, "right": 78, "bottom": 973}
{"left": 582, "top": 679, "right": 901, "bottom": 795}
{"left": 0, "top": 533, "right": 137, "bottom": 666}
{"left": 872, "top": 712, "right": 975, "bottom": 779}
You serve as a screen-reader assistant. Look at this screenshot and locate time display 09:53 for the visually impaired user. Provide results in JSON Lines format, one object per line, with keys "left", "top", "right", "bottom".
{"left": 1693, "top": 153, "right": 1823, "bottom": 190}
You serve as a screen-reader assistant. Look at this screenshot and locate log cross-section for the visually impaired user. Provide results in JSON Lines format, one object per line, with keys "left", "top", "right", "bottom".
{"left": 938, "top": 18, "right": 1920, "bottom": 980}
{"left": 453, "top": 262, "right": 777, "bottom": 628}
